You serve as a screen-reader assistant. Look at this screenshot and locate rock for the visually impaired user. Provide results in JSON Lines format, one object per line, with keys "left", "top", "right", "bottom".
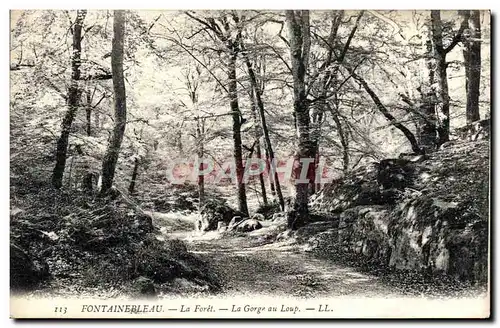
{"left": 197, "top": 200, "right": 245, "bottom": 231}
{"left": 251, "top": 213, "right": 265, "bottom": 221}
{"left": 272, "top": 212, "right": 286, "bottom": 222}
{"left": 377, "top": 158, "right": 415, "bottom": 190}
{"left": 306, "top": 139, "right": 489, "bottom": 283}
{"left": 389, "top": 196, "right": 488, "bottom": 282}
{"left": 337, "top": 205, "right": 392, "bottom": 264}
{"left": 235, "top": 219, "right": 263, "bottom": 232}
{"left": 228, "top": 216, "right": 243, "bottom": 228}
{"left": 217, "top": 221, "right": 227, "bottom": 232}
{"left": 309, "top": 164, "right": 382, "bottom": 213}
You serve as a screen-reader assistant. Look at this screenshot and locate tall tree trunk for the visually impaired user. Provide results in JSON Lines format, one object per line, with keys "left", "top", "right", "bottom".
{"left": 228, "top": 55, "right": 249, "bottom": 216}
{"left": 249, "top": 89, "right": 268, "bottom": 206}
{"left": 464, "top": 10, "right": 481, "bottom": 123}
{"left": 286, "top": 10, "right": 312, "bottom": 230}
{"left": 419, "top": 34, "right": 438, "bottom": 151}
{"left": 128, "top": 157, "right": 139, "bottom": 194}
{"left": 51, "top": 10, "right": 86, "bottom": 189}
{"left": 309, "top": 108, "right": 323, "bottom": 194}
{"left": 85, "top": 90, "right": 92, "bottom": 136}
{"left": 430, "top": 10, "right": 470, "bottom": 146}
{"left": 430, "top": 11, "right": 448, "bottom": 146}
{"left": 100, "top": 10, "right": 126, "bottom": 195}
{"left": 196, "top": 115, "right": 205, "bottom": 211}
{"left": 265, "top": 146, "right": 277, "bottom": 197}
{"left": 242, "top": 46, "right": 284, "bottom": 210}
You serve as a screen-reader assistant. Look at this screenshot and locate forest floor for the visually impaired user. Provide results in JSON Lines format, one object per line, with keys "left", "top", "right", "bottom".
{"left": 158, "top": 212, "right": 486, "bottom": 299}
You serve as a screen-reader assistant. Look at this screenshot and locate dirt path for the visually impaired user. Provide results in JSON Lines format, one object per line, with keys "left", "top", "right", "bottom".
{"left": 171, "top": 228, "right": 403, "bottom": 298}
{"left": 154, "top": 213, "right": 485, "bottom": 299}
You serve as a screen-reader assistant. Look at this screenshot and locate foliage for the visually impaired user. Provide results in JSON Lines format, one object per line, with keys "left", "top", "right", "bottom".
{"left": 10, "top": 183, "right": 221, "bottom": 294}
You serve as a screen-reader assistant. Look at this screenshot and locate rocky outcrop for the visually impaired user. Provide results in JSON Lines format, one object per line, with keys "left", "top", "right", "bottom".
{"left": 196, "top": 200, "right": 246, "bottom": 232}
{"left": 310, "top": 163, "right": 398, "bottom": 213}
{"left": 308, "top": 140, "right": 489, "bottom": 283}
{"left": 234, "top": 219, "right": 263, "bottom": 232}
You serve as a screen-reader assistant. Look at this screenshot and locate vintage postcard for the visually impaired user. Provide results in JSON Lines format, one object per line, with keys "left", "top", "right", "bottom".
{"left": 10, "top": 9, "right": 490, "bottom": 319}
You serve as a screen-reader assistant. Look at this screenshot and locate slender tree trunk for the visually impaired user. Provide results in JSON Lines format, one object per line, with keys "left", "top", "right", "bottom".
{"left": 242, "top": 47, "right": 284, "bottom": 210}
{"left": 309, "top": 109, "right": 323, "bottom": 195}
{"left": 128, "top": 157, "right": 139, "bottom": 194}
{"left": 286, "top": 10, "right": 312, "bottom": 230}
{"left": 248, "top": 89, "right": 268, "bottom": 206}
{"left": 419, "top": 35, "right": 438, "bottom": 151}
{"left": 82, "top": 89, "right": 95, "bottom": 192}
{"left": 265, "top": 146, "right": 277, "bottom": 197}
{"left": 100, "top": 10, "right": 126, "bottom": 195}
{"left": 86, "top": 90, "right": 92, "bottom": 136}
{"left": 51, "top": 10, "right": 86, "bottom": 189}
{"left": 196, "top": 115, "right": 205, "bottom": 211}
{"left": 228, "top": 55, "right": 249, "bottom": 216}
{"left": 464, "top": 10, "right": 481, "bottom": 123}
{"left": 430, "top": 10, "right": 470, "bottom": 146}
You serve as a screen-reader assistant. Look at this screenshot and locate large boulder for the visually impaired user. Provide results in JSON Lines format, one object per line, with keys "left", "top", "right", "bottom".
{"left": 251, "top": 213, "right": 265, "bottom": 221}
{"left": 131, "top": 236, "right": 221, "bottom": 291}
{"left": 377, "top": 158, "right": 415, "bottom": 190}
{"left": 304, "top": 140, "right": 489, "bottom": 283}
{"left": 196, "top": 200, "right": 245, "bottom": 232}
{"left": 310, "top": 163, "right": 385, "bottom": 213}
{"left": 335, "top": 206, "right": 393, "bottom": 265}
{"left": 234, "top": 219, "right": 263, "bottom": 232}
{"left": 228, "top": 216, "right": 243, "bottom": 228}
{"left": 389, "top": 196, "right": 488, "bottom": 282}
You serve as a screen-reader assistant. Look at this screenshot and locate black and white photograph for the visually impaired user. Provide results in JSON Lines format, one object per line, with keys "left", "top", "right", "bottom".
{"left": 8, "top": 9, "right": 491, "bottom": 319}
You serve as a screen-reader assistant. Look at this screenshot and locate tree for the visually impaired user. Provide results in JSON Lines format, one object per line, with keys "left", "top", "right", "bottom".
{"left": 241, "top": 41, "right": 285, "bottom": 210}
{"left": 348, "top": 67, "right": 423, "bottom": 154}
{"left": 308, "top": 10, "right": 363, "bottom": 183}
{"left": 286, "top": 10, "right": 312, "bottom": 230}
{"left": 248, "top": 88, "right": 268, "bottom": 206}
{"left": 51, "top": 10, "right": 87, "bottom": 188}
{"left": 128, "top": 156, "right": 140, "bottom": 194}
{"left": 185, "top": 11, "right": 249, "bottom": 216}
{"left": 182, "top": 64, "right": 206, "bottom": 210}
{"left": 464, "top": 10, "right": 481, "bottom": 123}
{"left": 100, "top": 10, "right": 127, "bottom": 195}
{"left": 430, "top": 10, "right": 470, "bottom": 146}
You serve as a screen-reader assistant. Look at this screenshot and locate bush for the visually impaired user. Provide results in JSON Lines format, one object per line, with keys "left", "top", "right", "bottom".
{"left": 10, "top": 185, "right": 222, "bottom": 294}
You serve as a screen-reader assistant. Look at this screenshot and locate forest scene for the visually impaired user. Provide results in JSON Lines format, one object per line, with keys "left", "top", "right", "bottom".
{"left": 10, "top": 10, "right": 490, "bottom": 301}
